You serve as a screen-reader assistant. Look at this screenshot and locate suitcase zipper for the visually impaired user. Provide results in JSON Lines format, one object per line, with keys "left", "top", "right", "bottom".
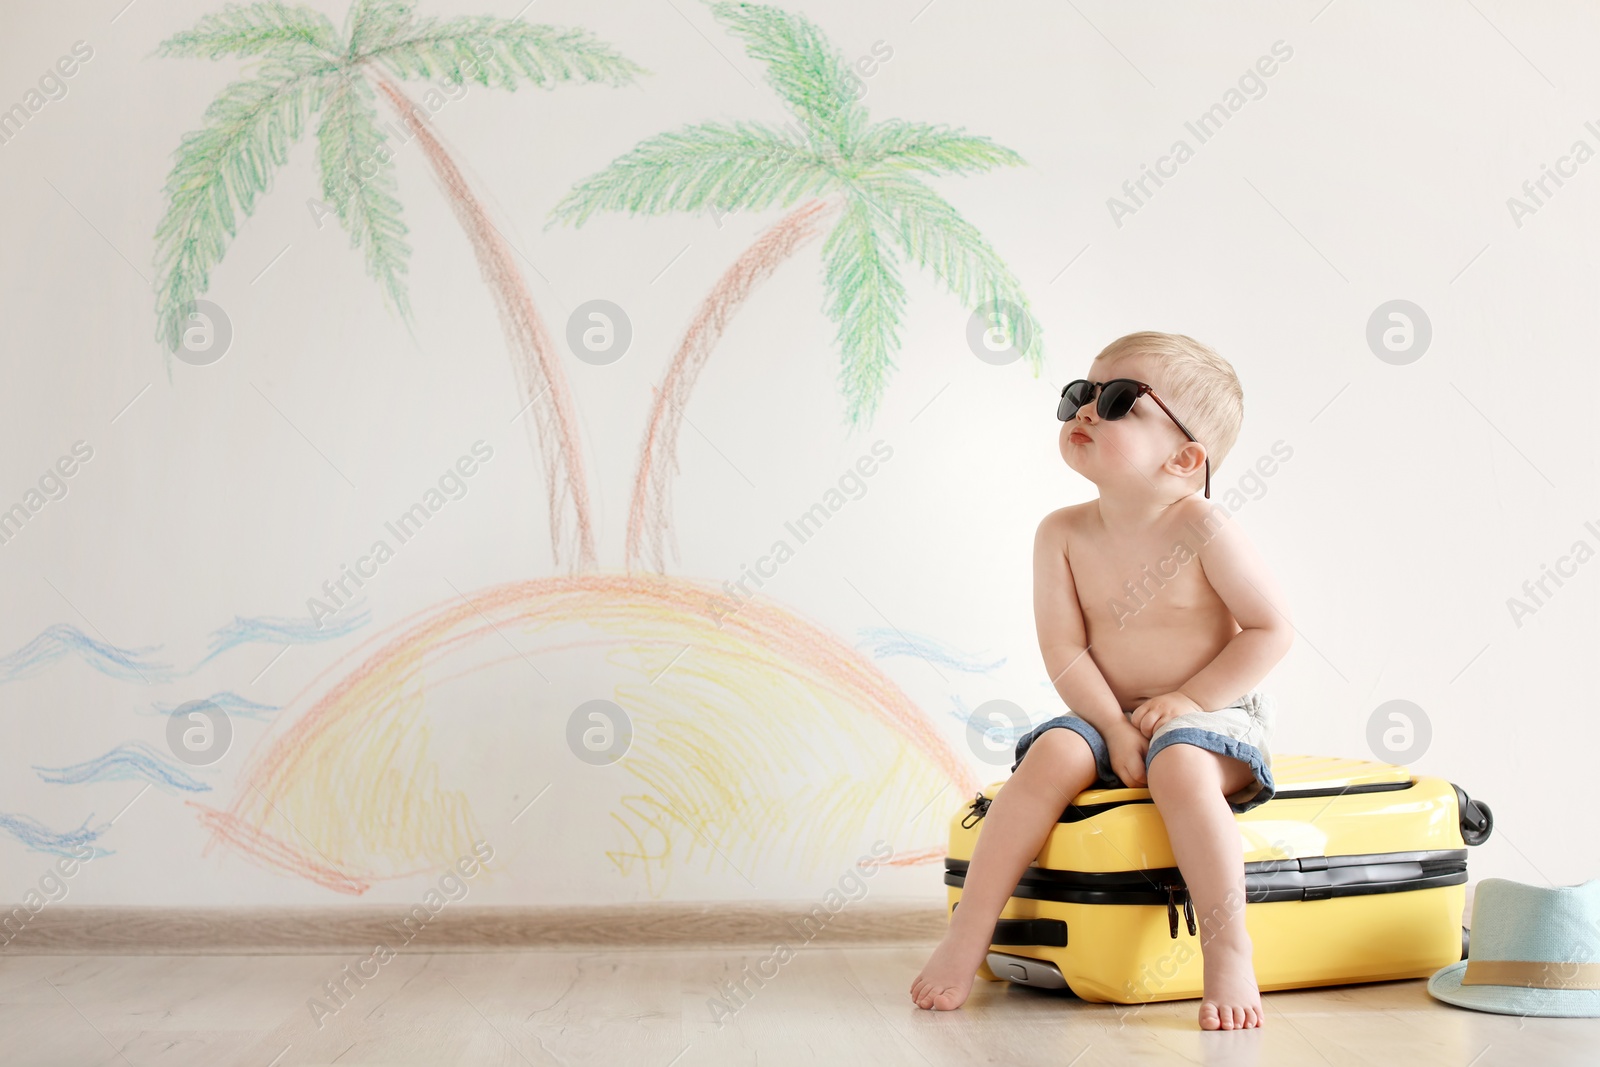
{"left": 946, "top": 850, "right": 1470, "bottom": 909}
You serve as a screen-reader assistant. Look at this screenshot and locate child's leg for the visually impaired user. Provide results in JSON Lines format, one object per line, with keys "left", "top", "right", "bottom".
{"left": 910, "top": 728, "right": 1099, "bottom": 1010}
{"left": 1145, "top": 742, "right": 1264, "bottom": 1031}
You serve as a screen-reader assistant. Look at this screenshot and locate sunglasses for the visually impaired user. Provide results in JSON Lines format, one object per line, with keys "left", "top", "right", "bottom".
{"left": 1057, "top": 378, "right": 1210, "bottom": 499}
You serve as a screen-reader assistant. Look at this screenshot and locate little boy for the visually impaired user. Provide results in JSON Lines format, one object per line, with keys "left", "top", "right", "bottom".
{"left": 911, "top": 332, "right": 1294, "bottom": 1030}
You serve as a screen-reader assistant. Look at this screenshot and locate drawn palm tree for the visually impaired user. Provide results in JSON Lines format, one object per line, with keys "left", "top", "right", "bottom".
{"left": 550, "top": 1, "right": 1044, "bottom": 573}
{"left": 154, "top": 0, "right": 646, "bottom": 571}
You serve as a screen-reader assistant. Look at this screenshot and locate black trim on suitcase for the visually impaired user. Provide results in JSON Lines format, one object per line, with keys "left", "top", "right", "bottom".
{"left": 960, "top": 779, "right": 1417, "bottom": 827}
{"left": 947, "top": 849, "right": 1469, "bottom": 940}
{"left": 944, "top": 849, "right": 1469, "bottom": 906}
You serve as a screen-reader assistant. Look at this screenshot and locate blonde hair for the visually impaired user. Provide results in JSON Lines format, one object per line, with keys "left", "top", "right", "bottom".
{"left": 1092, "top": 331, "right": 1244, "bottom": 473}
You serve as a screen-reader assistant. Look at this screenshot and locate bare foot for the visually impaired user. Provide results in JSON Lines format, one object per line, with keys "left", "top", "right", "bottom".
{"left": 909, "top": 932, "right": 986, "bottom": 1010}
{"left": 1197, "top": 938, "right": 1264, "bottom": 1030}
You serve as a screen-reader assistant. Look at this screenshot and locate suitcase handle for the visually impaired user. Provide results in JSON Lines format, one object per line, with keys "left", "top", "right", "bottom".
{"left": 990, "top": 918, "right": 1068, "bottom": 948}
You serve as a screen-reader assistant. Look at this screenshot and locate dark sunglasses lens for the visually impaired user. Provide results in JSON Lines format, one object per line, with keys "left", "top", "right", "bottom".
{"left": 1100, "top": 381, "right": 1139, "bottom": 420}
{"left": 1058, "top": 380, "right": 1094, "bottom": 421}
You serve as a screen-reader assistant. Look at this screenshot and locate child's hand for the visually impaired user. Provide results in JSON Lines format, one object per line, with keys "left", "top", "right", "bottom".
{"left": 1130, "top": 691, "right": 1203, "bottom": 739}
{"left": 1106, "top": 727, "right": 1150, "bottom": 788}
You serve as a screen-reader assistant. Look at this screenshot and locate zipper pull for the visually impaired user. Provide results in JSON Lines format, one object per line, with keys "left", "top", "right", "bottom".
{"left": 961, "top": 793, "right": 991, "bottom": 829}
{"left": 1166, "top": 886, "right": 1179, "bottom": 939}
{"left": 1183, "top": 891, "right": 1197, "bottom": 936}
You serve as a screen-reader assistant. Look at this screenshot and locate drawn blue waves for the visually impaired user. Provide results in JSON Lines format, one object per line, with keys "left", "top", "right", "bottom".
{"left": 0, "top": 610, "right": 370, "bottom": 685}
{"left": 33, "top": 741, "right": 210, "bottom": 793}
{"left": 0, "top": 812, "right": 110, "bottom": 859}
{"left": 198, "top": 608, "right": 369, "bottom": 666}
{"left": 855, "top": 627, "right": 1007, "bottom": 674}
{"left": 947, "top": 693, "right": 1039, "bottom": 749}
{"left": 0, "top": 623, "right": 172, "bottom": 684}
{"left": 0, "top": 612, "right": 363, "bottom": 855}
{"left": 148, "top": 690, "right": 280, "bottom": 721}
{"left": 855, "top": 627, "right": 1034, "bottom": 746}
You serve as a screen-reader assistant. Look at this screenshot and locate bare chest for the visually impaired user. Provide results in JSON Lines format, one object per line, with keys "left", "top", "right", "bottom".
{"left": 1069, "top": 527, "right": 1218, "bottom": 621}
{"left": 1064, "top": 518, "right": 1237, "bottom": 704}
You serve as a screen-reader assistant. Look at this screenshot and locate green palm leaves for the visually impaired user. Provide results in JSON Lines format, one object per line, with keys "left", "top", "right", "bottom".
{"left": 153, "top": 0, "right": 645, "bottom": 356}
{"left": 551, "top": 1, "right": 1043, "bottom": 425}
{"left": 316, "top": 72, "right": 409, "bottom": 316}
{"left": 153, "top": 53, "right": 331, "bottom": 354}
{"left": 717, "top": 0, "right": 865, "bottom": 155}
{"left": 352, "top": 12, "right": 646, "bottom": 87}
{"left": 158, "top": 2, "right": 342, "bottom": 61}
{"left": 823, "top": 196, "right": 905, "bottom": 414}
{"left": 546, "top": 118, "right": 836, "bottom": 225}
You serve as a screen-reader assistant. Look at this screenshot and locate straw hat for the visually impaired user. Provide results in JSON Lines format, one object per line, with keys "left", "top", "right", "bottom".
{"left": 1428, "top": 877, "right": 1600, "bottom": 1018}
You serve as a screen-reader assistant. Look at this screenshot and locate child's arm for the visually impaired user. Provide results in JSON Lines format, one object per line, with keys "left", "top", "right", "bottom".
{"left": 1131, "top": 506, "right": 1295, "bottom": 737}
{"left": 1034, "top": 510, "right": 1150, "bottom": 783}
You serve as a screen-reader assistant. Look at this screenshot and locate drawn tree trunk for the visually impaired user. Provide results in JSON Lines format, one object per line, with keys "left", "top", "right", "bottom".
{"left": 626, "top": 196, "right": 843, "bottom": 573}
{"left": 377, "top": 77, "right": 597, "bottom": 572}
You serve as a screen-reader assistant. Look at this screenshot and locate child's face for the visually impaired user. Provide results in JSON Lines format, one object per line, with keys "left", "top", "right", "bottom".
{"left": 1059, "top": 354, "right": 1204, "bottom": 499}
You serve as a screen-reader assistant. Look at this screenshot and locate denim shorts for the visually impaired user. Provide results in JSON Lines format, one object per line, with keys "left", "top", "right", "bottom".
{"left": 1011, "top": 689, "right": 1277, "bottom": 814}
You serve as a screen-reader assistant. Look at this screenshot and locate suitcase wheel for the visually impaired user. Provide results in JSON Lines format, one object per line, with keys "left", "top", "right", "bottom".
{"left": 1451, "top": 784, "right": 1493, "bottom": 846}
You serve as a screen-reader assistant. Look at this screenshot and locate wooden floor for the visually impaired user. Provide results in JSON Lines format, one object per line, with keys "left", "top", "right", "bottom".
{"left": 3, "top": 943, "right": 1597, "bottom": 1066}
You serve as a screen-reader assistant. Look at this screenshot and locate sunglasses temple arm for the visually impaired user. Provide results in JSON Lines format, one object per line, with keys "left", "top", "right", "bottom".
{"left": 1143, "top": 390, "right": 1188, "bottom": 435}
{"left": 1142, "top": 390, "right": 1211, "bottom": 497}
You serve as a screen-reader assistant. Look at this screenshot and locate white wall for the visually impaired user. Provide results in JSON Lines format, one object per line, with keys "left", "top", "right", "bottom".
{"left": 1, "top": 0, "right": 1595, "bottom": 910}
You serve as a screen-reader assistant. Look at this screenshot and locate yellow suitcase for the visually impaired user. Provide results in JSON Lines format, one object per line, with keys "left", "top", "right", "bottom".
{"left": 944, "top": 754, "right": 1493, "bottom": 1003}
